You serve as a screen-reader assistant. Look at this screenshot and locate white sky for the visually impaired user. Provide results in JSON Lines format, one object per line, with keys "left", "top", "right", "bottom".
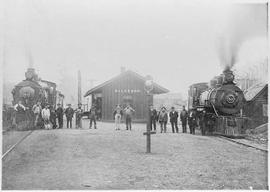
{"left": 1, "top": 0, "right": 268, "bottom": 103}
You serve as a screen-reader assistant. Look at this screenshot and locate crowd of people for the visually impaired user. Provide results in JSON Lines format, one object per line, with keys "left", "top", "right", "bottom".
{"left": 12, "top": 100, "right": 205, "bottom": 134}
{"left": 13, "top": 101, "right": 86, "bottom": 130}
{"left": 111, "top": 104, "right": 199, "bottom": 134}
{"left": 148, "top": 105, "right": 197, "bottom": 134}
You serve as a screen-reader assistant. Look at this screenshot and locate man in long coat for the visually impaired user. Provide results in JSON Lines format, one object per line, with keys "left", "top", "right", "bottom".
{"left": 56, "top": 103, "right": 64, "bottom": 128}
{"left": 180, "top": 105, "right": 188, "bottom": 133}
{"left": 89, "top": 105, "right": 97, "bottom": 129}
{"left": 188, "top": 109, "right": 197, "bottom": 134}
{"left": 149, "top": 105, "right": 158, "bottom": 131}
{"left": 123, "top": 104, "right": 135, "bottom": 131}
{"left": 65, "top": 104, "right": 74, "bottom": 128}
{"left": 169, "top": 106, "right": 179, "bottom": 133}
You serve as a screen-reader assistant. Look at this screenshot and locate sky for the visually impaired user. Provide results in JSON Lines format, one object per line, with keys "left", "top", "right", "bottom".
{"left": 1, "top": 0, "right": 268, "bottom": 104}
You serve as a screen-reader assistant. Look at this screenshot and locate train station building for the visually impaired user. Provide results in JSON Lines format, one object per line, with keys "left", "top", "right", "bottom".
{"left": 243, "top": 83, "right": 268, "bottom": 128}
{"left": 84, "top": 69, "right": 169, "bottom": 122}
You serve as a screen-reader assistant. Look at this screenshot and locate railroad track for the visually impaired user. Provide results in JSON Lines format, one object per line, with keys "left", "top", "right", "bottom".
{"left": 217, "top": 135, "right": 268, "bottom": 153}
{"left": 2, "top": 130, "right": 34, "bottom": 159}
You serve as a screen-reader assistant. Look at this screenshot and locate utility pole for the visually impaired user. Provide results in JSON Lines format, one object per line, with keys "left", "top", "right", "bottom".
{"left": 78, "top": 70, "right": 82, "bottom": 105}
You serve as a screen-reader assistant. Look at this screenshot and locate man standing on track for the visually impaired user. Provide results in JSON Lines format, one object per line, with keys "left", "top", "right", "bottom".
{"left": 32, "top": 101, "right": 42, "bottom": 127}
{"left": 180, "top": 105, "right": 188, "bottom": 133}
{"left": 65, "top": 104, "right": 74, "bottom": 129}
{"left": 42, "top": 104, "right": 51, "bottom": 130}
{"left": 169, "top": 106, "right": 179, "bottom": 133}
{"left": 13, "top": 100, "right": 27, "bottom": 127}
{"left": 56, "top": 103, "right": 64, "bottom": 129}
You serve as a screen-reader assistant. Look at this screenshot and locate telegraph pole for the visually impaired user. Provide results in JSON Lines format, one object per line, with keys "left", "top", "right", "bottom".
{"left": 78, "top": 70, "right": 82, "bottom": 105}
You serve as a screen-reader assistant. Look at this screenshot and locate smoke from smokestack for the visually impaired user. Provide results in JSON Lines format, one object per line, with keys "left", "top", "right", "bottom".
{"left": 216, "top": 4, "right": 267, "bottom": 71}
{"left": 216, "top": 35, "right": 240, "bottom": 71}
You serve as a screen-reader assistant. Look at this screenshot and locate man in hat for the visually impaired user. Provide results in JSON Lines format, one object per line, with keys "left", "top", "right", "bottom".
{"left": 89, "top": 105, "right": 97, "bottom": 129}
{"left": 65, "top": 104, "right": 74, "bottom": 128}
{"left": 123, "top": 104, "right": 135, "bottom": 130}
{"left": 149, "top": 105, "right": 158, "bottom": 132}
{"left": 188, "top": 109, "right": 197, "bottom": 134}
{"left": 169, "top": 106, "right": 179, "bottom": 133}
{"left": 56, "top": 103, "right": 64, "bottom": 128}
{"left": 180, "top": 105, "right": 188, "bottom": 133}
{"left": 42, "top": 104, "right": 51, "bottom": 130}
{"left": 198, "top": 110, "right": 207, "bottom": 135}
{"left": 14, "top": 100, "right": 27, "bottom": 125}
{"left": 75, "top": 103, "right": 84, "bottom": 129}
{"left": 50, "top": 107, "right": 57, "bottom": 129}
{"left": 158, "top": 107, "right": 168, "bottom": 133}
{"left": 32, "top": 101, "right": 42, "bottom": 127}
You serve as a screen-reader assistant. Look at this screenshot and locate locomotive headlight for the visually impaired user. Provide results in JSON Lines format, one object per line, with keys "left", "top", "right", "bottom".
{"left": 226, "top": 94, "right": 236, "bottom": 104}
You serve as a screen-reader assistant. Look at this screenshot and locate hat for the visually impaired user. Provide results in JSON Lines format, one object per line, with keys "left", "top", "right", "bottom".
{"left": 171, "top": 107, "right": 175, "bottom": 109}
{"left": 78, "top": 103, "right": 82, "bottom": 106}
{"left": 57, "top": 103, "right": 61, "bottom": 106}
{"left": 161, "top": 107, "right": 166, "bottom": 110}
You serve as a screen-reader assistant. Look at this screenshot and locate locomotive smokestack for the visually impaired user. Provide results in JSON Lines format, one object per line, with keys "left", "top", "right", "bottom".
{"left": 223, "top": 69, "right": 235, "bottom": 85}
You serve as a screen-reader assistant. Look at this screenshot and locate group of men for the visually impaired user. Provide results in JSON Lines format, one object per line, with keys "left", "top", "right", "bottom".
{"left": 31, "top": 102, "right": 70, "bottom": 129}
{"left": 28, "top": 102, "right": 92, "bottom": 129}
{"left": 14, "top": 100, "right": 202, "bottom": 134}
{"left": 149, "top": 105, "right": 197, "bottom": 134}
{"left": 111, "top": 104, "right": 198, "bottom": 134}
{"left": 113, "top": 104, "right": 135, "bottom": 130}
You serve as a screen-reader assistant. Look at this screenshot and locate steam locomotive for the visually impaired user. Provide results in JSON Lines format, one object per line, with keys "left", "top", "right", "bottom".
{"left": 11, "top": 68, "right": 64, "bottom": 130}
{"left": 188, "top": 69, "right": 248, "bottom": 137}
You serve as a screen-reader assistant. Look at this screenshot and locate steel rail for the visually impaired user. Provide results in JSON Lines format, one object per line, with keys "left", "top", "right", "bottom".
{"left": 217, "top": 135, "right": 268, "bottom": 153}
{"left": 2, "top": 130, "right": 34, "bottom": 159}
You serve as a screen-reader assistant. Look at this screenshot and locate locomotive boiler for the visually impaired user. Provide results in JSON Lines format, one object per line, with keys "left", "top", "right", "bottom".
{"left": 188, "top": 69, "right": 248, "bottom": 137}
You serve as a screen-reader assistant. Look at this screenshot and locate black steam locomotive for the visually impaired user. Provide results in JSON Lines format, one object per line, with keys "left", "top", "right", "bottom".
{"left": 188, "top": 69, "right": 248, "bottom": 137}
{"left": 11, "top": 68, "right": 64, "bottom": 130}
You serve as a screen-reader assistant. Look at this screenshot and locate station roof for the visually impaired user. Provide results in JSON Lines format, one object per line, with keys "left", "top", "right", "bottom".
{"left": 84, "top": 70, "right": 169, "bottom": 97}
{"left": 244, "top": 83, "right": 268, "bottom": 101}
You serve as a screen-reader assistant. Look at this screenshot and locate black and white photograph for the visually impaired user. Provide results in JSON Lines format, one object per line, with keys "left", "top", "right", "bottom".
{"left": 1, "top": 0, "right": 269, "bottom": 190}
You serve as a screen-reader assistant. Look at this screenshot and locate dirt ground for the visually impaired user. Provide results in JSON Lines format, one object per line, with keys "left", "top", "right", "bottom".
{"left": 2, "top": 120, "right": 268, "bottom": 190}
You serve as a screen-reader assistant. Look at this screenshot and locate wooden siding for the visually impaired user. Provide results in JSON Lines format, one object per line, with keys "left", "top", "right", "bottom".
{"left": 243, "top": 86, "right": 268, "bottom": 128}
{"left": 100, "top": 73, "right": 151, "bottom": 121}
